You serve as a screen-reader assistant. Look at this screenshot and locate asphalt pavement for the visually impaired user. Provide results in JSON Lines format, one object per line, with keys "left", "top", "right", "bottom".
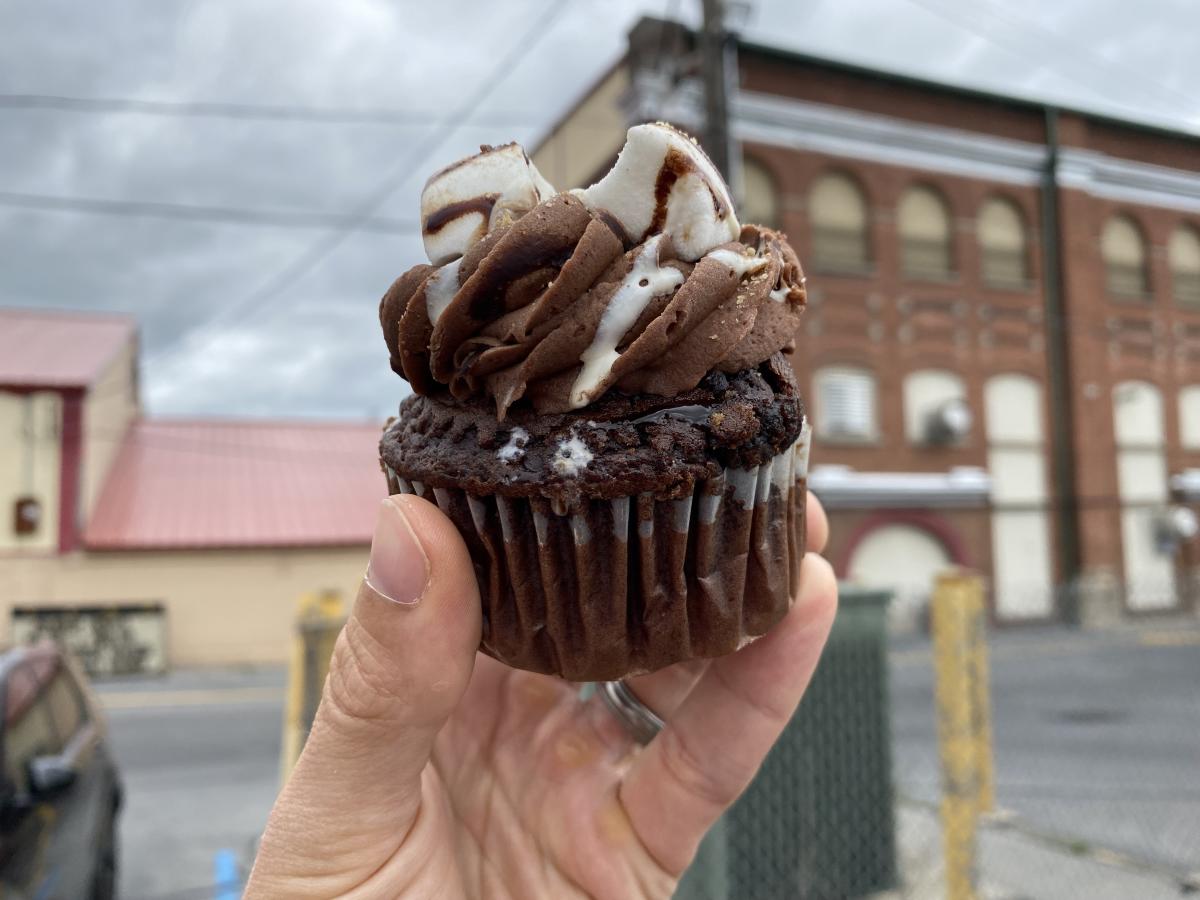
{"left": 93, "top": 621, "right": 1200, "bottom": 898}
{"left": 890, "top": 620, "right": 1200, "bottom": 887}
{"left": 98, "top": 667, "right": 285, "bottom": 900}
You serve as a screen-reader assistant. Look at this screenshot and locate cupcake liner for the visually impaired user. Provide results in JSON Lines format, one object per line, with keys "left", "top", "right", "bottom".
{"left": 384, "top": 420, "right": 811, "bottom": 681}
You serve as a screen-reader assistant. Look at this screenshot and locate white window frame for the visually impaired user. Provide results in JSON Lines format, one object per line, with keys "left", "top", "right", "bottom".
{"left": 814, "top": 366, "right": 879, "bottom": 443}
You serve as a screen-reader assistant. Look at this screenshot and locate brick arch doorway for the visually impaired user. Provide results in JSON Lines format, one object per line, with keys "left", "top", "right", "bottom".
{"left": 841, "top": 514, "right": 966, "bottom": 630}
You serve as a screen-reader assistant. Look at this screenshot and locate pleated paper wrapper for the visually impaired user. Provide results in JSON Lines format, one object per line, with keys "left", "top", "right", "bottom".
{"left": 384, "top": 421, "right": 811, "bottom": 681}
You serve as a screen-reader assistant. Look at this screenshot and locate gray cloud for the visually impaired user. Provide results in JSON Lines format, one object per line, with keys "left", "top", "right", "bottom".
{"left": 2, "top": 0, "right": 1195, "bottom": 418}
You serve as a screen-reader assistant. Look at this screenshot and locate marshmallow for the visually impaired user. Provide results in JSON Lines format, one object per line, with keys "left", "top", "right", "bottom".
{"left": 573, "top": 123, "right": 740, "bottom": 261}
{"left": 421, "top": 143, "right": 556, "bottom": 265}
{"left": 552, "top": 431, "right": 594, "bottom": 476}
{"left": 424, "top": 256, "right": 462, "bottom": 324}
{"left": 705, "top": 247, "right": 768, "bottom": 279}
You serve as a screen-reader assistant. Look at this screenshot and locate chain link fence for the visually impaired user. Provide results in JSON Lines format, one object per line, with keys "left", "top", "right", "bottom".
{"left": 677, "top": 577, "right": 1200, "bottom": 900}
{"left": 679, "top": 587, "right": 898, "bottom": 899}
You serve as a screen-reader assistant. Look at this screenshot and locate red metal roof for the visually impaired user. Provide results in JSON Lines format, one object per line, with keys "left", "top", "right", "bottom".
{"left": 84, "top": 419, "right": 385, "bottom": 549}
{"left": 0, "top": 308, "right": 136, "bottom": 389}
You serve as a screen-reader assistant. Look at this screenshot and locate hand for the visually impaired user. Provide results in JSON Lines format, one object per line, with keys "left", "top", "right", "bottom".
{"left": 247, "top": 492, "right": 837, "bottom": 899}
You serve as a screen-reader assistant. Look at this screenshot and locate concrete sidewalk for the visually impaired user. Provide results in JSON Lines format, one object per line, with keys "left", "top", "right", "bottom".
{"left": 882, "top": 799, "right": 1196, "bottom": 900}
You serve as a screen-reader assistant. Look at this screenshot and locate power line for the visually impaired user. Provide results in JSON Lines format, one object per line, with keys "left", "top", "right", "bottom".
{"left": 0, "top": 93, "right": 547, "bottom": 127}
{"left": 143, "top": 0, "right": 572, "bottom": 371}
{"left": 0, "top": 189, "right": 418, "bottom": 233}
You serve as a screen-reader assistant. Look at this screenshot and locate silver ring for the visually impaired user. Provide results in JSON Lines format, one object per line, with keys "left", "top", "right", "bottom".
{"left": 598, "top": 680, "right": 664, "bottom": 746}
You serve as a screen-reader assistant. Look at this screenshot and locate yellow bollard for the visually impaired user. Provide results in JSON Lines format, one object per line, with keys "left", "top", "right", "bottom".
{"left": 280, "top": 590, "right": 347, "bottom": 784}
{"left": 964, "top": 584, "right": 995, "bottom": 815}
{"left": 932, "top": 570, "right": 982, "bottom": 900}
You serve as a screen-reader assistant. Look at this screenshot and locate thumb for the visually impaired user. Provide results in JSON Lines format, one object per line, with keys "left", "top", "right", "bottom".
{"left": 251, "top": 494, "right": 481, "bottom": 891}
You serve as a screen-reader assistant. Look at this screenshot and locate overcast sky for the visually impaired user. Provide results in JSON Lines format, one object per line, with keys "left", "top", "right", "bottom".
{"left": 2, "top": 0, "right": 1197, "bottom": 420}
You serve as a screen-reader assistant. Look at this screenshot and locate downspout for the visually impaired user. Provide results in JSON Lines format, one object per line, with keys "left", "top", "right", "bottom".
{"left": 1040, "top": 107, "right": 1082, "bottom": 624}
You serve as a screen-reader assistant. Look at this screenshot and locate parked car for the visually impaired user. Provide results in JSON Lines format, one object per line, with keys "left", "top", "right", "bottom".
{"left": 0, "top": 642, "right": 121, "bottom": 899}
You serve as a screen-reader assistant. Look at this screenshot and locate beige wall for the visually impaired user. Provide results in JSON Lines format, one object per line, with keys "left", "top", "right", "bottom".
{"left": 82, "top": 341, "right": 138, "bottom": 519}
{"left": 0, "top": 390, "right": 63, "bottom": 553}
{"left": 0, "top": 544, "right": 368, "bottom": 666}
{"left": 532, "top": 65, "right": 629, "bottom": 190}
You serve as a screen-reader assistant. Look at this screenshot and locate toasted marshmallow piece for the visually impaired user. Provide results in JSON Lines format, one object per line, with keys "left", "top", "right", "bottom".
{"left": 421, "top": 143, "right": 556, "bottom": 265}
{"left": 574, "top": 123, "right": 739, "bottom": 261}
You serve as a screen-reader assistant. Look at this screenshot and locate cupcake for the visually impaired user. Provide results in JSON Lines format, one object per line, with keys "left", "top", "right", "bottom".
{"left": 379, "top": 123, "right": 810, "bottom": 681}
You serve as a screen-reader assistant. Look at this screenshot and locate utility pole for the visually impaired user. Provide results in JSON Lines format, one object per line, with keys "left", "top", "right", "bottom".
{"left": 700, "top": 0, "right": 734, "bottom": 180}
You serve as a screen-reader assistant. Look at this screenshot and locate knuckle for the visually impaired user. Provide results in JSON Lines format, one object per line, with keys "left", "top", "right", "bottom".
{"left": 712, "top": 663, "right": 795, "bottom": 725}
{"left": 656, "top": 725, "right": 737, "bottom": 810}
{"left": 322, "top": 618, "right": 412, "bottom": 725}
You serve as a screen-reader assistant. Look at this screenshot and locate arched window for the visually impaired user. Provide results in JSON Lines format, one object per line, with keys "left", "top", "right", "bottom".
{"left": 1169, "top": 224, "right": 1200, "bottom": 306}
{"left": 740, "top": 157, "right": 779, "bottom": 229}
{"left": 1178, "top": 385, "right": 1200, "bottom": 449}
{"left": 847, "top": 523, "right": 951, "bottom": 630}
{"left": 898, "top": 185, "right": 954, "bottom": 280}
{"left": 903, "top": 370, "right": 968, "bottom": 445}
{"left": 1102, "top": 215, "right": 1150, "bottom": 299}
{"left": 809, "top": 172, "right": 870, "bottom": 274}
{"left": 813, "top": 365, "right": 877, "bottom": 442}
{"left": 978, "top": 196, "right": 1029, "bottom": 288}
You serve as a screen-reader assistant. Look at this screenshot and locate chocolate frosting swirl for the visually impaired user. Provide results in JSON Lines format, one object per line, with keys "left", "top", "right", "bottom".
{"left": 380, "top": 193, "right": 806, "bottom": 418}
{"left": 380, "top": 124, "right": 806, "bottom": 419}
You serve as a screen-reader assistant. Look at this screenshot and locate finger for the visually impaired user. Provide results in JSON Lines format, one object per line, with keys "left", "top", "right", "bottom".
{"left": 806, "top": 490, "right": 829, "bottom": 554}
{"left": 626, "top": 657, "right": 710, "bottom": 720}
{"left": 619, "top": 553, "right": 838, "bottom": 875}
{"left": 627, "top": 492, "right": 828, "bottom": 720}
{"left": 249, "top": 495, "right": 481, "bottom": 893}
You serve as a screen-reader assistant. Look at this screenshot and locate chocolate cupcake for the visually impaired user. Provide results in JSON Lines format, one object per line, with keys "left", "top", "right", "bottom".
{"left": 378, "top": 124, "right": 810, "bottom": 681}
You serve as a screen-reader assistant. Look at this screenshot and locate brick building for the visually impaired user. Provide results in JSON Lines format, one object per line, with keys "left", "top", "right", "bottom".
{"left": 533, "top": 18, "right": 1200, "bottom": 627}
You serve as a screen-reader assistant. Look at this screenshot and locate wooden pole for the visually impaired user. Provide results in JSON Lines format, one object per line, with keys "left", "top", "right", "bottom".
{"left": 933, "top": 570, "right": 981, "bottom": 900}
{"left": 700, "top": 0, "right": 732, "bottom": 179}
{"left": 965, "top": 582, "right": 995, "bottom": 814}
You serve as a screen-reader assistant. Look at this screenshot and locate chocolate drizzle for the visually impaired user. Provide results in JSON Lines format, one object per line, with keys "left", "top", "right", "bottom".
{"left": 594, "top": 208, "right": 630, "bottom": 246}
{"left": 423, "top": 193, "right": 500, "bottom": 235}
{"left": 706, "top": 179, "right": 725, "bottom": 218}
{"left": 649, "top": 147, "right": 687, "bottom": 235}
